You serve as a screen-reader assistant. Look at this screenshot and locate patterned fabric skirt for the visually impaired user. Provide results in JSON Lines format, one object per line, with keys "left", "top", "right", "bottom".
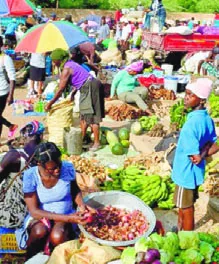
{"left": 0, "top": 174, "right": 27, "bottom": 228}
{"left": 202, "top": 62, "right": 219, "bottom": 78}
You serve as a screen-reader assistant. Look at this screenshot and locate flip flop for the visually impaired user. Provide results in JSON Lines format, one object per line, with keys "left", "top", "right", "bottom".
{"left": 89, "top": 145, "right": 102, "bottom": 152}
{"left": 8, "top": 125, "right": 18, "bottom": 139}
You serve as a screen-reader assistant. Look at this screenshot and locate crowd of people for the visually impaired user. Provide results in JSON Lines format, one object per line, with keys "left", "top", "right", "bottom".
{"left": 0, "top": 1, "right": 219, "bottom": 261}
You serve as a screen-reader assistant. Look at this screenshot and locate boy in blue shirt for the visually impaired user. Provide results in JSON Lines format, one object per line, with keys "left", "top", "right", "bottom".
{"left": 172, "top": 78, "right": 219, "bottom": 231}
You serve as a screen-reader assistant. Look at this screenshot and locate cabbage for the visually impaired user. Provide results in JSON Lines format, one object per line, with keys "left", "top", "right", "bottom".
{"left": 121, "top": 247, "right": 136, "bottom": 264}
{"left": 162, "top": 232, "right": 179, "bottom": 261}
{"left": 173, "top": 256, "right": 184, "bottom": 264}
{"left": 178, "top": 231, "right": 200, "bottom": 250}
{"left": 199, "top": 241, "right": 214, "bottom": 263}
{"left": 198, "top": 232, "right": 217, "bottom": 244}
{"left": 179, "top": 249, "right": 204, "bottom": 264}
{"left": 149, "top": 233, "right": 164, "bottom": 248}
{"left": 131, "top": 121, "right": 143, "bottom": 135}
{"left": 135, "top": 236, "right": 159, "bottom": 253}
{"left": 159, "top": 249, "right": 172, "bottom": 264}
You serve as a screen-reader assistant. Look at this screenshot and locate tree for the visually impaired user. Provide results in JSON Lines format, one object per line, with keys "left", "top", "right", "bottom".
{"left": 195, "top": 0, "right": 219, "bottom": 13}
{"left": 59, "top": 0, "right": 83, "bottom": 8}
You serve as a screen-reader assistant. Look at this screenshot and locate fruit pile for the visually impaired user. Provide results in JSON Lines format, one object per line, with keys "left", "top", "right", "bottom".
{"left": 139, "top": 115, "right": 158, "bottom": 131}
{"left": 124, "top": 151, "right": 171, "bottom": 177}
{"left": 106, "top": 128, "right": 131, "bottom": 156}
{"left": 100, "top": 165, "right": 175, "bottom": 209}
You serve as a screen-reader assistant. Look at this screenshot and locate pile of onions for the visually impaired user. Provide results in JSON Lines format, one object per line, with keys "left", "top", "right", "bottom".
{"left": 84, "top": 205, "right": 149, "bottom": 241}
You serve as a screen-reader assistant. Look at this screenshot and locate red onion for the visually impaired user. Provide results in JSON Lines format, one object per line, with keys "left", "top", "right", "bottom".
{"left": 144, "top": 249, "right": 160, "bottom": 263}
{"left": 151, "top": 260, "right": 162, "bottom": 264}
{"left": 84, "top": 206, "right": 149, "bottom": 241}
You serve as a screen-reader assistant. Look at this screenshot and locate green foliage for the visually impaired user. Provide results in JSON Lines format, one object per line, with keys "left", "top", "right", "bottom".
{"left": 209, "top": 93, "right": 219, "bottom": 118}
{"left": 33, "top": 0, "right": 219, "bottom": 12}
{"left": 169, "top": 100, "right": 190, "bottom": 130}
{"left": 33, "top": 0, "right": 56, "bottom": 8}
{"left": 59, "top": 0, "right": 83, "bottom": 8}
{"left": 195, "top": 0, "right": 219, "bottom": 13}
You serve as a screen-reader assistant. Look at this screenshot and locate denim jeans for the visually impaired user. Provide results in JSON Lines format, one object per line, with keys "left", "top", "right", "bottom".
{"left": 158, "top": 14, "right": 166, "bottom": 32}
{"left": 144, "top": 11, "right": 154, "bottom": 30}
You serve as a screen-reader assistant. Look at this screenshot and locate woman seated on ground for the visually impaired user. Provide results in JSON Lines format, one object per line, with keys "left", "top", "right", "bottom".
{"left": 110, "top": 60, "right": 153, "bottom": 116}
{"left": 0, "top": 121, "right": 44, "bottom": 229}
{"left": 45, "top": 49, "right": 105, "bottom": 151}
{"left": 197, "top": 44, "right": 219, "bottom": 78}
{"left": 20, "top": 142, "right": 93, "bottom": 259}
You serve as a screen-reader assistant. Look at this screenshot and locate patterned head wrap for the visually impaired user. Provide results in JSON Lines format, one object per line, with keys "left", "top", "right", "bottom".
{"left": 20, "top": 120, "right": 45, "bottom": 137}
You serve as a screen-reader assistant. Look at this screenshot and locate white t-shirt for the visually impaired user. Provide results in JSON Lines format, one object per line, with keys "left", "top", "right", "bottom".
{"left": 121, "top": 24, "right": 132, "bottom": 40}
{"left": 30, "top": 53, "right": 45, "bottom": 68}
{"left": 0, "top": 55, "right": 16, "bottom": 96}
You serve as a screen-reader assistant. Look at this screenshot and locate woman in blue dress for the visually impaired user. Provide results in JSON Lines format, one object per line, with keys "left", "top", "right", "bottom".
{"left": 144, "top": 0, "right": 166, "bottom": 32}
{"left": 21, "top": 142, "right": 93, "bottom": 258}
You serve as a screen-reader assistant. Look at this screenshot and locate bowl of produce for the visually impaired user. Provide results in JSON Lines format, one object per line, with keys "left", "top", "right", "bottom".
{"left": 78, "top": 191, "right": 156, "bottom": 247}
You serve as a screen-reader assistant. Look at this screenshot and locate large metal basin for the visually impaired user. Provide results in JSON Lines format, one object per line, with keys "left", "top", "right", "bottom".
{"left": 78, "top": 191, "right": 156, "bottom": 247}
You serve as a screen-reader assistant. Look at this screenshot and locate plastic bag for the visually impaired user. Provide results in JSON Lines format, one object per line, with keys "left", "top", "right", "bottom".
{"left": 63, "top": 127, "right": 82, "bottom": 155}
{"left": 47, "top": 239, "right": 121, "bottom": 264}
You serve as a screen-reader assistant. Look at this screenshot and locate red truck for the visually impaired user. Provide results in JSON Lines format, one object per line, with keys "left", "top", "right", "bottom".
{"left": 142, "top": 32, "right": 219, "bottom": 70}
{"left": 143, "top": 32, "right": 219, "bottom": 52}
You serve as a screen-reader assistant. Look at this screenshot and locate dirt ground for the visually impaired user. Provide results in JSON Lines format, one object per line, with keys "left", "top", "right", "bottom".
{"left": 1, "top": 87, "right": 218, "bottom": 234}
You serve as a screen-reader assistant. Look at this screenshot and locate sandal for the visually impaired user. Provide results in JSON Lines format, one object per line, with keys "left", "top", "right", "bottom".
{"left": 30, "top": 90, "right": 38, "bottom": 95}
{"left": 8, "top": 124, "right": 18, "bottom": 139}
{"left": 89, "top": 145, "right": 102, "bottom": 152}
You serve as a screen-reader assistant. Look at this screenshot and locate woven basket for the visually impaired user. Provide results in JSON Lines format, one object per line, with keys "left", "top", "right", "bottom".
{"left": 47, "top": 99, "right": 74, "bottom": 147}
{"left": 13, "top": 60, "right": 26, "bottom": 71}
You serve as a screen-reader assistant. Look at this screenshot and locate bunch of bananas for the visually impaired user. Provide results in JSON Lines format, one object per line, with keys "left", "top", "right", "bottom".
{"left": 101, "top": 165, "right": 175, "bottom": 209}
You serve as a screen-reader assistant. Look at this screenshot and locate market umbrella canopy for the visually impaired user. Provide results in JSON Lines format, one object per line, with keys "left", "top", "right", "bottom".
{"left": 0, "top": 0, "right": 35, "bottom": 16}
{"left": 15, "top": 21, "right": 90, "bottom": 53}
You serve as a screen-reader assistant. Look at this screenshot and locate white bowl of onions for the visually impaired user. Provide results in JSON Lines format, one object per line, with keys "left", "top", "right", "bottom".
{"left": 78, "top": 191, "right": 156, "bottom": 247}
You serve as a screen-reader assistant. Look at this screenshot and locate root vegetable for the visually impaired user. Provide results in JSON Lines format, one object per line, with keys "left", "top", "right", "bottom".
{"left": 84, "top": 206, "right": 149, "bottom": 241}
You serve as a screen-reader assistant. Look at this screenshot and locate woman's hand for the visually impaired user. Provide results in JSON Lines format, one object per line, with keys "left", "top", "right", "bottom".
{"left": 7, "top": 94, "right": 13, "bottom": 105}
{"left": 45, "top": 102, "right": 53, "bottom": 112}
{"left": 68, "top": 212, "right": 92, "bottom": 225}
{"left": 189, "top": 154, "right": 202, "bottom": 165}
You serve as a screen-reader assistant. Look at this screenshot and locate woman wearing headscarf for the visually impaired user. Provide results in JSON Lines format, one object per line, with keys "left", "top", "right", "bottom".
{"left": 45, "top": 49, "right": 105, "bottom": 151}
{"left": 0, "top": 121, "right": 44, "bottom": 229}
{"left": 110, "top": 60, "right": 153, "bottom": 115}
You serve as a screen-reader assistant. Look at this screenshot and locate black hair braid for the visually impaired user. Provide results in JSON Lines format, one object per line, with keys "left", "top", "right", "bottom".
{"left": 34, "top": 142, "right": 61, "bottom": 165}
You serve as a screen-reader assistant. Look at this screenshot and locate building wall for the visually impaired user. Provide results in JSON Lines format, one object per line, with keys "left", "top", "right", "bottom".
{"left": 43, "top": 9, "right": 215, "bottom": 22}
